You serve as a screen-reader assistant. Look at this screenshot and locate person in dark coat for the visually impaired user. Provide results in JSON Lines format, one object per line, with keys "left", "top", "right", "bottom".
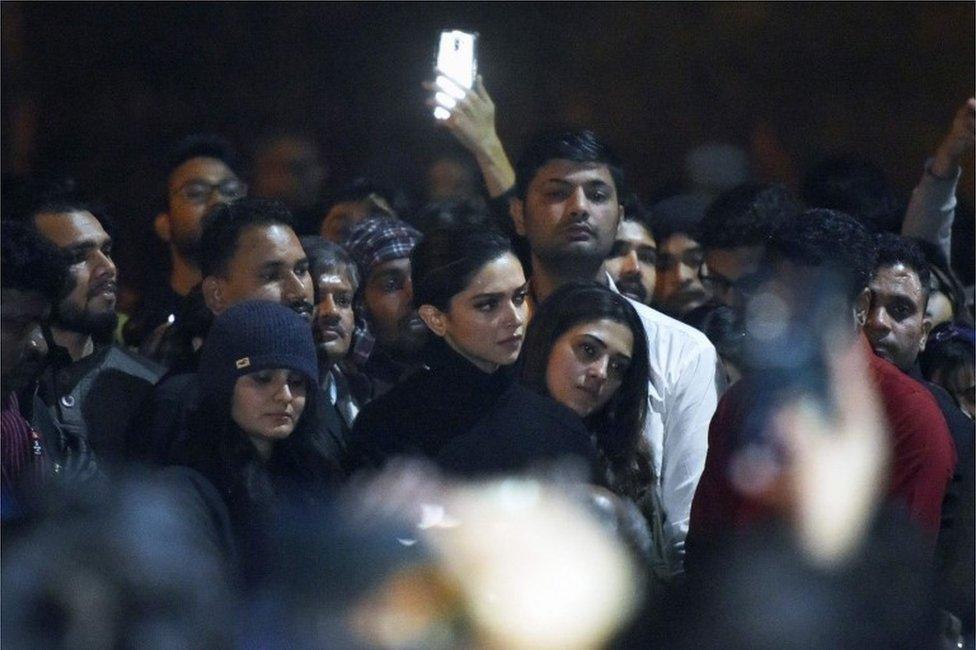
{"left": 347, "top": 225, "right": 596, "bottom": 478}
{"left": 165, "top": 301, "right": 340, "bottom": 583}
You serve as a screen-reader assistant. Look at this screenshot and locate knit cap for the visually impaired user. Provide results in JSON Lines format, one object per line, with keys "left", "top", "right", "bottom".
{"left": 198, "top": 301, "right": 319, "bottom": 408}
{"left": 343, "top": 216, "right": 421, "bottom": 284}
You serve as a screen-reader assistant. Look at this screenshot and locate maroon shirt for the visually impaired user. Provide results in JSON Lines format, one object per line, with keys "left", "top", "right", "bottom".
{"left": 689, "top": 336, "right": 956, "bottom": 542}
{"left": 1, "top": 392, "right": 49, "bottom": 498}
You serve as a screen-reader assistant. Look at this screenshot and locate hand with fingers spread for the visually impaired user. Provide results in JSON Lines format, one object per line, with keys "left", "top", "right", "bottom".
{"left": 424, "top": 73, "right": 515, "bottom": 198}
{"left": 931, "top": 97, "right": 976, "bottom": 179}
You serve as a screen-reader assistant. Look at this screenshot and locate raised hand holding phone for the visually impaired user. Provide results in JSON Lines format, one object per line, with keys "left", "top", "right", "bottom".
{"left": 425, "top": 30, "right": 514, "bottom": 198}
{"left": 433, "top": 30, "right": 477, "bottom": 120}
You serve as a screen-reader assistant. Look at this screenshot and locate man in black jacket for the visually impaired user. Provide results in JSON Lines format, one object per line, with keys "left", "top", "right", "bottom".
{"left": 301, "top": 235, "right": 362, "bottom": 472}
{"left": 16, "top": 201, "right": 164, "bottom": 467}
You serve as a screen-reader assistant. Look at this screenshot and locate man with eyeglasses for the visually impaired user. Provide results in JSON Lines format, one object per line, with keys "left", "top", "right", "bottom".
{"left": 698, "top": 183, "right": 800, "bottom": 312}
{"left": 123, "top": 134, "right": 247, "bottom": 353}
{"left": 648, "top": 194, "right": 711, "bottom": 318}
{"left": 603, "top": 194, "right": 658, "bottom": 306}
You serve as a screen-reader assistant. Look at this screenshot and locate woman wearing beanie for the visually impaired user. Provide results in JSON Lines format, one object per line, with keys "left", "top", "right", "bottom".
{"left": 347, "top": 225, "right": 597, "bottom": 479}
{"left": 163, "top": 300, "right": 340, "bottom": 582}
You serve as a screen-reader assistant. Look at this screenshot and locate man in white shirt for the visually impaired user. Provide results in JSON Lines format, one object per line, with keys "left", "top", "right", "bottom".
{"left": 509, "top": 129, "right": 724, "bottom": 571}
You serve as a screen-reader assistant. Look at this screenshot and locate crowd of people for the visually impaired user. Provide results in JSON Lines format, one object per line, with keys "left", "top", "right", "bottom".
{"left": 1, "top": 73, "right": 973, "bottom": 647}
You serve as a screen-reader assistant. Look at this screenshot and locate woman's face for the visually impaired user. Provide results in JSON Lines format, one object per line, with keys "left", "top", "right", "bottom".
{"left": 232, "top": 369, "right": 308, "bottom": 455}
{"left": 545, "top": 318, "right": 634, "bottom": 417}
{"left": 421, "top": 252, "right": 528, "bottom": 372}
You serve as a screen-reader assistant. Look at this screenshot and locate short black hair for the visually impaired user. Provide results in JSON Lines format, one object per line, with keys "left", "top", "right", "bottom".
{"left": 768, "top": 208, "right": 876, "bottom": 301}
{"left": 199, "top": 198, "right": 295, "bottom": 278}
{"left": 648, "top": 193, "right": 710, "bottom": 243}
{"left": 1, "top": 220, "right": 69, "bottom": 300}
{"left": 514, "top": 129, "right": 625, "bottom": 200}
{"left": 801, "top": 155, "right": 902, "bottom": 234}
{"left": 163, "top": 134, "right": 242, "bottom": 206}
{"left": 17, "top": 197, "right": 118, "bottom": 244}
{"left": 1, "top": 173, "right": 80, "bottom": 223}
{"left": 700, "top": 183, "right": 800, "bottom": 251}
{"left": 300, "top": 235, "right": 360, "bottom": 295}
{"left": 872, "top": 233, "right": 931, "bottom": 300}
{"left": 620, "top": 192, "right": 655, "bottom": 240}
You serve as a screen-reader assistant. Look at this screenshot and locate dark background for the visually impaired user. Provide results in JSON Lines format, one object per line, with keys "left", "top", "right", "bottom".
{"left": 2, "top": 2, "right": 973, "bottom": 292}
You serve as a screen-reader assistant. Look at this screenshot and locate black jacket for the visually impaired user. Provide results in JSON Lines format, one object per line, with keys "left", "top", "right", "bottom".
{"left": 347, "top": 340, "right": 597, "bottom": 479}
{"left": 139, "top": 371, "right": 352, "bottom": 477}
{"left": 39, "top": 342, "right": 165, "bottom": 465}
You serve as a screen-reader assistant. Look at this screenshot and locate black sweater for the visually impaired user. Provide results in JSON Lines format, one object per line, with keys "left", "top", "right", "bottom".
{"left": 347, "top": 340, "right": 597, "bottom": 479}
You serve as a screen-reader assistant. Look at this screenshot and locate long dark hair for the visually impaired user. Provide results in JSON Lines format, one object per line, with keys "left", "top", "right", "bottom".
{"left": 521, "top": 282, "right": 652, "bottom": 500}
{"left": 177, "top": 379, "right": 337, "bottom": 532}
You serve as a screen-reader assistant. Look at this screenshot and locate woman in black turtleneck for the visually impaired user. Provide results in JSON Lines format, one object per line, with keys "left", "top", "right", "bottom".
{"left": 347, "top": 225, "right": 596, "bottom": 477}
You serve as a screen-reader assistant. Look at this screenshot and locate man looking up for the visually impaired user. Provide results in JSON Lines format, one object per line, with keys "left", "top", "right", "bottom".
{"left": 18, "top": 201, "right": 163, "bottom": 465}
{"left": 124, "top": 134, "right": 245, "bottom": 350}
{"left": 510, "top": 129, "right": 723, "bottom": 571}
{"left": 343, "top": 217, "right": 427, "bottom": 403}
{"left": 698, "top": 183, "right": 801, "bottom": 311}
{"left": 603, "top": 193, "right": 658, "bottom": 305}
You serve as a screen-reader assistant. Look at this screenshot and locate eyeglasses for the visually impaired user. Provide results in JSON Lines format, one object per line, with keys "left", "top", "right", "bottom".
{"left": 655, "top": 249, "right": 704, "bottom": 271}
{"left": 698, "top": 266, "right": 763, "bottom": 300}
{"left": 171, "top": 179, "right": 248, "bottom": 205}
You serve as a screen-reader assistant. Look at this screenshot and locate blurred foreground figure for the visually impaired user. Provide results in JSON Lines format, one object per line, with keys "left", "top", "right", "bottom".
{"left": 1, "top": 472, "right": 234, "bottom": 648}
{"left": 690, "top": 210, "right": 955, "bottom": 551}
{"left": 257, "top": 464, "right": 641, "bottom": 649}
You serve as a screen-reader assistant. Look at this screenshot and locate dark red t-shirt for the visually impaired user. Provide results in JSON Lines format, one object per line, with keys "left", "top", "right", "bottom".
{"left": 689, "top": 336, "right": 956, "bottom": 542}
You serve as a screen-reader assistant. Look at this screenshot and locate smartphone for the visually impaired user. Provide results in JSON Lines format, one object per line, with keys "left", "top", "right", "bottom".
{"left": 732, "top": 265, "right": 852, "bottom": 488}
{"left": 433, "top": 30, "right": 478, "bottom": 120}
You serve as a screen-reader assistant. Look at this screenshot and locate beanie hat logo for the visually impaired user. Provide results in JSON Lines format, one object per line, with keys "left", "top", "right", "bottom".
{"left": 236, "top": 357, "right": 251, "bottom": 370}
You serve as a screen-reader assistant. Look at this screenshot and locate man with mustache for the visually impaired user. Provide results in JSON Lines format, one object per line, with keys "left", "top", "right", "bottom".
{"left": 864, "top": 233, "right": 973, "bottom": 566}
{"left": 301, "top": 235, "right": 361, "bottom": 471}
{"left": 506, "top": 130, "right": 723, "bottom": 572}
{"left": 342, "top": 217, "right": 427, "bottom": 403}
{"left": 18, "top": 201, "right": 164, "bottom": 466}
{"left": 648, "top": 194, "right": 712, "bottom": 318}
{"left": 139, "top": 198, "right": 324, "bottom": 464}
{"left": 604, "top": 194, "right": 658, "bottom": 305}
